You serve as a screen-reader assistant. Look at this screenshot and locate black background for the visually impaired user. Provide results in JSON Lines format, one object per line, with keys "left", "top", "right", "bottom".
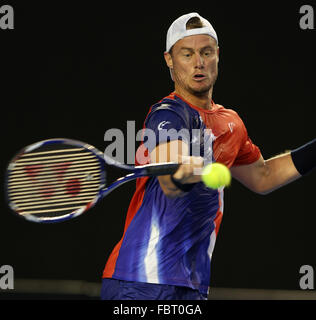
{"left": 0, "top": 1, "right": 315, "bottom": 292}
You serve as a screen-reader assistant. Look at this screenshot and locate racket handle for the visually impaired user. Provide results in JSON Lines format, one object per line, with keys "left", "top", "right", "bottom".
{"left": 142, "top": 163, "right": 180, "bottom": 176}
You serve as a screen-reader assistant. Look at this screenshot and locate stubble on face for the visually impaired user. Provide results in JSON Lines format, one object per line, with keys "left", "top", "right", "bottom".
{"left": 168, "top": 35, "right": 219, "bottom": 99}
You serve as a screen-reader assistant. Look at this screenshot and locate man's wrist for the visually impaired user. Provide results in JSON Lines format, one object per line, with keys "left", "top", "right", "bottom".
{"left": 291, "top": 138, "right": 316, "bottom": 176}
{"left": 170, "top": 174, "right": 196, "bottom": 192}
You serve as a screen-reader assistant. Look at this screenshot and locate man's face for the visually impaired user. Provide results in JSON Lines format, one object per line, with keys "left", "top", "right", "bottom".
{"left": 165, "top": 35, "right": 219, "bottom": 96}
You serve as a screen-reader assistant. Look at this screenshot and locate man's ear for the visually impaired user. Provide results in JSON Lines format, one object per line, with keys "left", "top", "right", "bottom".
{"left": 164, "top": 52, "right": 173, "bottom": 69}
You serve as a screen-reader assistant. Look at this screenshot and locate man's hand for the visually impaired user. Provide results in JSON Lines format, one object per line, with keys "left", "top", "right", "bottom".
{"left": 150, "top": 140, "right": 204, "bottom": 197}
{"left": 172, "top": 155, "right": 204, "bottom": 184}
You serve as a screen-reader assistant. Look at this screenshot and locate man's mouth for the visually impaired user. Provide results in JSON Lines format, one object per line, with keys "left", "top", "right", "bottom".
{"left": 193, "top": 74, "right": 206, "bottom": 81}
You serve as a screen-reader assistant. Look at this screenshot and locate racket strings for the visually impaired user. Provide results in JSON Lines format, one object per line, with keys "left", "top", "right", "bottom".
{"left": 9, "top": 184, "right": 100, "bottom": 195}
{"left": 11, "top": 193, "right": 98, "bottom": 204}
{"left": 7, "top": 145, "right": 104, "bottom": 217}
{"left": 12, "top": 155, "right": 96, "bottom": 166}
{"left": 8, "top": 171, "right": 101, "bottom": 186}
{"left": 11, "top": 162, "right": 101, "bottom": 176}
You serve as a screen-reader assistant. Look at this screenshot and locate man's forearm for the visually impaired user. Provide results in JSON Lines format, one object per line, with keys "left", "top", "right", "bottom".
{"left": 231, "top": 153, "right": 300, "bottom": 195}
{"left": 262, "top": 152, "right": 301, "bottom": 194}
{"left": 261, "top": 139, "right": 316, "bottom": 194}
{"left": 232, "top": 138, "right": 315, "bottom": 195}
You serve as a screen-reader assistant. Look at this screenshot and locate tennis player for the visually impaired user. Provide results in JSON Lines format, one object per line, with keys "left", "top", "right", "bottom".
{"left": 101, "top": 13, "right": 316, "bottom": 300}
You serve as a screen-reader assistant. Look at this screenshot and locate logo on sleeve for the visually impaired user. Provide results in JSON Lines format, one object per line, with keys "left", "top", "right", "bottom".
{"left": 228, "top": 122, "right": 235, "bottom": 133}
{"left": 158, "top": 121, "right": 171, "bottom": 131}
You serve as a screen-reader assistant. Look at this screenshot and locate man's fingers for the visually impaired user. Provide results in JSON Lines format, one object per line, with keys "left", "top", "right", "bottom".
{"left": 173, "top": 156, "right": 204, "bottom": 182}
{"left": 177, "top": 155, "right": 204, "bottom": 166}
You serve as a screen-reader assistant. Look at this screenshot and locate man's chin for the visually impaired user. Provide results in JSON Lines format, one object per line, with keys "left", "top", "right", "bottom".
{"left": 189, "top": 85, "right": 212, "bottom": 96}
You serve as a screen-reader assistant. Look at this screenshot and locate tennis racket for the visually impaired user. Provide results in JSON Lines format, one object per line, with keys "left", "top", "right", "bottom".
{"left": 5, "top": 138, "right": 180, "bottom": 223}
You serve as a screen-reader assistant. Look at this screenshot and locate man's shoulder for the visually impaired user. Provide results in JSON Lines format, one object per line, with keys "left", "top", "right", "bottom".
{"left": 148, "top": 93, "right": 197, "bottom": 122}
{"left": 215, "top": 103, "right": 242, "bottom": 119}
{"left": 215, "top": 103, "right": 236, "bottom": 113}
{"left": 151, "top": 93, "right": 187, "bottom": 112}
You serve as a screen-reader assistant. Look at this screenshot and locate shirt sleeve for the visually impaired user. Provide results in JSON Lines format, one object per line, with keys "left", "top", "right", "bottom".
{"left": 143, "top": 108, "right": 190, "bottom": 153}
{"left": 232, "top": 119, "right": 261, "bottom": 166}
{"left": 233, "top": 136, "right": 261, "bottom": 166}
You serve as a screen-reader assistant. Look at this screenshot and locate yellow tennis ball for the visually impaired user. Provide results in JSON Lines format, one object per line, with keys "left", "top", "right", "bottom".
{"left": 202, "top": 163, "right": 231, "bottom": 189}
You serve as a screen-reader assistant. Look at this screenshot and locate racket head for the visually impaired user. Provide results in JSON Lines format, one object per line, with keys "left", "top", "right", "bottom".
{"left": 5, "top": 138, "right": 106, "bottom": 223}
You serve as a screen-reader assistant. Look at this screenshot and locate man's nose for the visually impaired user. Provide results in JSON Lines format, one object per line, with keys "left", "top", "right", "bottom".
{"left": 194, "top": 53, "right": 204, "bottom": 68}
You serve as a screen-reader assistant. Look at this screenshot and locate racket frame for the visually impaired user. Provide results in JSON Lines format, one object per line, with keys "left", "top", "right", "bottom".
{"left": 5, "top": 138, "right": 107, "bottom": 223}
{"left": 5, "top": 138, "right": 179, "bottom": 223}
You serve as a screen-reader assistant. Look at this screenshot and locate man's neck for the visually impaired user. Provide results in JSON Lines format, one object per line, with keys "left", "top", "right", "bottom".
{"left": 174, "top": 85, "right": 214, "bottom": 110}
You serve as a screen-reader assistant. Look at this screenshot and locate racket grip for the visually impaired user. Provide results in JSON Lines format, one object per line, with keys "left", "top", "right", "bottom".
{"left": 144, "top": 163, "right": 180, "bottom": 176}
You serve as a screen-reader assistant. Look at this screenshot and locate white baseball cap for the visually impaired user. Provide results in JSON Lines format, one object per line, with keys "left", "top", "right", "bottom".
{"left": 166, "top": 12, "right": 218, "bottom": 52}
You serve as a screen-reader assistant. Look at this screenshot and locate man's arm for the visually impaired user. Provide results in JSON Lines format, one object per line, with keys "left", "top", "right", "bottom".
{"left": 230, "top": 153, "right": 301, "bottom": 195}
{"left": 152, "top": 138, "right": 315, "bottom": 197}
{"left": 231, "top": 139, "right": 316, "bottom": 195}
{"left": 150, "top": 140, "right": 204, "bottom": 198}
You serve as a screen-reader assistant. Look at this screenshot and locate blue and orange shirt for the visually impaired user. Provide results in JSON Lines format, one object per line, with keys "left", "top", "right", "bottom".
{"left": 103, "top": 92, "right": 261, "bottom": 294}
